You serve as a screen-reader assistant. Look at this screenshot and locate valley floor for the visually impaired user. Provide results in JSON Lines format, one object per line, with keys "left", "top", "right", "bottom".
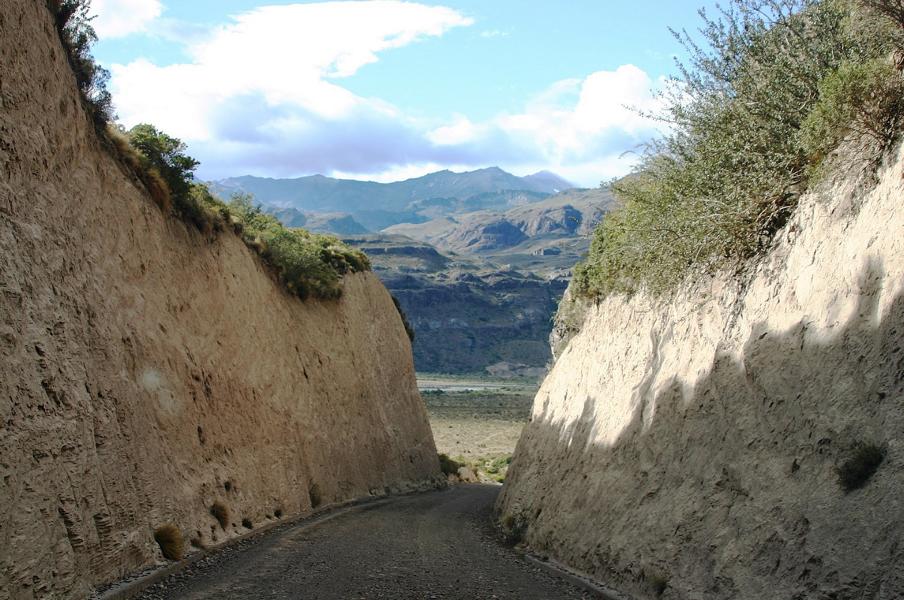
{"left": 420, "top": 376, "right": 535, "bottom": 480}
{"left": 132, "top": 486, "right": 592, "bottom": 599}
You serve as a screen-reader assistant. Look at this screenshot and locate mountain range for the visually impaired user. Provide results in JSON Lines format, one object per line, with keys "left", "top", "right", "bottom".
{"left": 210, "top": 167, "right": 575, "bottom": 231}
{"left": 209, "top": 167, "right": 612, "bottom": 377}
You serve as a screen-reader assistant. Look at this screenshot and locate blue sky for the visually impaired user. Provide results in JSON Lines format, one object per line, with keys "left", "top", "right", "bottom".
{"left": 90, "top": 1, "right": 717, "bottom": 186}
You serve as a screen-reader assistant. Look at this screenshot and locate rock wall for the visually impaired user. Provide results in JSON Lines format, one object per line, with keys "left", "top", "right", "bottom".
{"left": 0, "top": 2, "right": 440, "bottom": 598}
{"left": 498, "top": 144, "right": 904, "bottom": 599}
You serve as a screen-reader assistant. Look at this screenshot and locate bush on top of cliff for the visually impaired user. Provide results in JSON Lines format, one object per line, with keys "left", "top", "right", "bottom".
{"left": 108, "top": 124, "right": 230, "bottom": 235}
{"left": 227, "top": 194, "right": 371, "bottom": 300}
{"left": 574, "top": 0, "right": 904, "bottom": 298}
{"left": 47, "top": 0, "right": 114, "bottom": 128}
{"left": 111, "top": 125, "right": 368, "bottom": 300}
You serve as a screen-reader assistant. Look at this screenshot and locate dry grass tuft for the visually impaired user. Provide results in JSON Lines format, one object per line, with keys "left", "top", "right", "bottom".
{"left": 308, "top": 483, "right": 322, "bottom": 509}
{"left": 210, "top": 501, "right": 229, "bottom": 529}
{"left": 153, "top": 524, "right": 184, "bottom": 561}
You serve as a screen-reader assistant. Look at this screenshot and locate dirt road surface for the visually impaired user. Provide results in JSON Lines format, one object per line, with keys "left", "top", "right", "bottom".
{"left": 136, "top": 485, "right": 594, "bottom": 600}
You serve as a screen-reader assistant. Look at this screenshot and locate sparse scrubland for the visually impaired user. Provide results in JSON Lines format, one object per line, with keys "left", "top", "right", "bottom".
{"left": 575, "top": 0, "right": 904, "bottom": 298}
{"left": 425, "top": 385, "right": 532, "bottom": 483}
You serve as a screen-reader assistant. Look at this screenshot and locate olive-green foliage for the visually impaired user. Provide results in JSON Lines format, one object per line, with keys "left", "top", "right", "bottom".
{"left": 46, "top": 0, "right": 114, "bottom": 128}
{"left": 153, "top": 524, "right": 185, "bottom": 561}
{"left": 109, "top": 126, "right": 367, "bottom": 299}
{"left": 475, "top": 455, "right": 511, "bottom": 483}
{"left": 45, "top": 2, "right": 368, "bottom": 300}
{"left": 802, "top": 59, "right": 904, "bottom": 161}
{"left": 124, "top": 124, "right": 219, "bottom": 230}
{"left": 227, "top": 194, "right": 370, "bottom": 300}
{"left": 575, "top": 0, "right": 904, "bottom": 298}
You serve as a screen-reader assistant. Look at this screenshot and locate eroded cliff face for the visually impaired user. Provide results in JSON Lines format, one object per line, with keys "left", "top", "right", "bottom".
{"left": 0, "top": 2, "right": 440, "bottom": 598}
{"left": 499, "top": 145, "right": 904, "bottom": 599}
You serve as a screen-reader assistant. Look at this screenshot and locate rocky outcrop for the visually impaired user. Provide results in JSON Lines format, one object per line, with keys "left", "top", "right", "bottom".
{"left": 0, "top": 2, "right": 439, "bottom": 598}
{"left": 498, "top": 146, "right": 904, "bottom": 599}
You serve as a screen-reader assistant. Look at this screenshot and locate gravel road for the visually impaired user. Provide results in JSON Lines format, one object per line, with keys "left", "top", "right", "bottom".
{"left": 136, "top": 484, "right": 594, "bottom": 599}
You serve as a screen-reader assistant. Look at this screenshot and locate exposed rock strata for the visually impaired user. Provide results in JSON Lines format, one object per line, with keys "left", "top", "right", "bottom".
{"left": 499, "top": 146, "right": 904, "bottom": 599}
{"left": 0, "top": 2, "right": 439, "bottom": 598}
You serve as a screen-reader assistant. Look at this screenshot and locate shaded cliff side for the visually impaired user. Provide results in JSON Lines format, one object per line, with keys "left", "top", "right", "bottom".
{"left": 0, "top": 2, "right": 440, "bottom": 598}
{"left": 498, "top": 145, "right": 904, "bottom": 599}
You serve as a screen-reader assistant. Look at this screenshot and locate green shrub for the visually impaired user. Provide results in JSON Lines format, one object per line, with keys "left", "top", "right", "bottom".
{"left": 482, "top": 455, "right": 512, "bottom": 483}
{"left": 574, "top": 0, "right": 904, "bottom": 299}
{"left": 837, "top": 442, "right": 886, "bottom": 491}
{"left": 802, "top": 59, "right": 904, "bottom": 163}
{"left": 108, "top": 123, "right": 227, "bottom": 233}
{"left": 210, "top": 501, "right": 229, "bottom": 529}
{"left": 438, "top": 453, "right": 461, "bottom": 476}
{"left": 46, "top": 0, "right": 371, "bottom": 301}
{"left": 241, "top": 517, "right": 253, "bottom": 529}
{"left": 153, "top": 524, "right": 184, "bottom": 560}
{"left": 227, "top": 195, "right": 370, "bottom": 300}
{"left": 122, "top": 124, "right": 228, "bottom": 233}
{"left": 46, "top": 0, "right": 114, "bottom": 128}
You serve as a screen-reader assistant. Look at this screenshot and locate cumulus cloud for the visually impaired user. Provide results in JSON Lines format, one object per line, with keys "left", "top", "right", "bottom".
{"left": 398, "top": 65, "right": 665, "bottom": 186}
{"left": 106, "top": 2, "right": 662, "bottom": 186}
{"left": 108, "top": 2, "right": 474, "bottom": 178}
{"left": 91, "top": 0, "right": 163, "bottom": 38}
{"left": 426, "top": 65, "right": 665, "bottom": 184}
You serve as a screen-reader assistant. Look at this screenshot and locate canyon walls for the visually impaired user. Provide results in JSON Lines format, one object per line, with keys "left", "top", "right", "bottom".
{"left": 499, "top": 144, "right": 904, "bottom": 599}
{"left": 0, "top": 2, "right": 440, "bottom": 598}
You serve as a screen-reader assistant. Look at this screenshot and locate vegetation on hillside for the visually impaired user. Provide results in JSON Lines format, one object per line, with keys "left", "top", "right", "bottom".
{"left": 574, "top": 0, "right": 904, "bottom": 298}
{"left": 109, "top": 124, "right": 370, "bottom": 299}
{"left": 227, "top": 194, "right": 370, "bottom": 299}
{"left": 47, "top": 0, "right": 114, "bottom": 128}
{"left": 45, "top": 0, "right": 369, "bottom": 301}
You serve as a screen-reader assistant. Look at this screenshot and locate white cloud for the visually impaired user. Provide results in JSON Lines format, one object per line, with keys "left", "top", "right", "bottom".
{"left": 424, "top": 65, "right": 664, "bottom": 185}
{"left": 91, "top": 0, "right": 162, "bottom": 38}
{"left": 427, "top": 115, "right": 483, "bottom": 146}
{"left": 105, "top": 2, "right": 663, "bottom": 187}
{"left": 109, "top": 2, "right": 472, "bottom": 152}
{"left": 331, "top": 162, "right": 476, "bottom": 183}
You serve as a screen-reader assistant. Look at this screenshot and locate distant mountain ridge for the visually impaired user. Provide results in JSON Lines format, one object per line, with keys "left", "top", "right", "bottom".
{"left": 385, "top": 188, "right": 614, "bottom": 254}
{"left": 342, "top": 187, "right": 615, "bottom": 376}
{"left": 209, "top": 168, "right": 611, "bottom": 377}
{"left": 210, "top": 167, "right": 575, "bottom": 230}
